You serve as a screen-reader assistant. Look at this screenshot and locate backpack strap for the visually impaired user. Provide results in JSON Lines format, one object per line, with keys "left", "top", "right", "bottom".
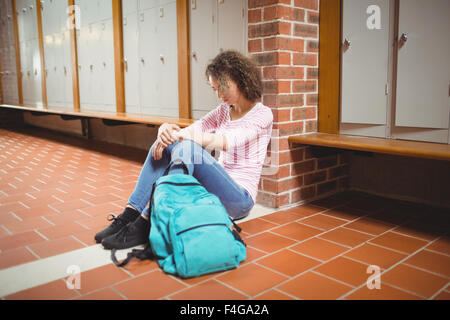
{"left": 111, "top": 244, "right": 155, "bottom": 268}
{"left": 230, "top": 219, "right": 246, "bottom": 247}
{"left": 162, "top": 159, "right": 189, "bottom": 176}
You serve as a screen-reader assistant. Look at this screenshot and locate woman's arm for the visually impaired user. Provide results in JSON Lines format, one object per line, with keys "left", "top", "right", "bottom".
{"left": 175, "top": 128, "right": 227, "bottom": 151}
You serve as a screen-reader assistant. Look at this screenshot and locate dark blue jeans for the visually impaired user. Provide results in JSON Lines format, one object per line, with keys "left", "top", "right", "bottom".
{"left": 128, "top": 140, "right": 254, "bottom": 220}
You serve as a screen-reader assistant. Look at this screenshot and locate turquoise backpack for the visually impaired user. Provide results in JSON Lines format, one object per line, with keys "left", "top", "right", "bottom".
{"left": 149, "top": 172, "right": 247, "bottom": 278}
{"left": 111, "top": 166, "right": 247, "bottom": 278}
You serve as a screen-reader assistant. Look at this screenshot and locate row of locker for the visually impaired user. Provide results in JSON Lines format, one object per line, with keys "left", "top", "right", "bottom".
{"left": 341, "top": 0, "right": 450, "bottom": 144}
{"left": 0, "top": 0, "right": 248, "bottom": 118}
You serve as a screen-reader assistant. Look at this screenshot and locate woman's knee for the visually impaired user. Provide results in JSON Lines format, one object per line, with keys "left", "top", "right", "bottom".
{"left": 225, "top": 199, "right": 254, "bottom": 221}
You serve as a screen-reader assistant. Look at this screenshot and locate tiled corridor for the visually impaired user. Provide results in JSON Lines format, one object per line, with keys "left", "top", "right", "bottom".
{"left": 0, "top": 127, "right": 449, "bottom": 300}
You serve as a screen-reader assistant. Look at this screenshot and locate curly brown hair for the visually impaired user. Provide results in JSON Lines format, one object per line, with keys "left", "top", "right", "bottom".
{"left": 205, "top": 50, "right": 262, "bottom": 102}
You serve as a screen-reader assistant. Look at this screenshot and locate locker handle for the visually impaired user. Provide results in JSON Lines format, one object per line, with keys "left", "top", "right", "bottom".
{"left": 140, "top": 58, "right": 145, "bottom": 65}
{"left": 160, "top": 55, "right": 165, "bottom": 64}
{"left": 90, "top": 65, "right": 94, "bottom": 72}
{"left": 399, "top": 33, "right": 407, "bottom": 49}
{"left": 124, "top": 59, "right": 128, "bottom": 72}
{"left": 192, "top": 52, "right": 197, "bottom": 61}
{"left": 64, "top": 66, "right": 67, "bottom": 76}
{"left": 343, "top": 38, "right": 351, "bottom": 52}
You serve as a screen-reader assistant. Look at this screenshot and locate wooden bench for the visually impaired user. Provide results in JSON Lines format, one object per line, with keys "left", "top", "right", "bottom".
{"left": 288, "top": 133, "right": 450, "bottom": 162}
{"left": 0, "top": 103, "right": 195, "bottom": 128}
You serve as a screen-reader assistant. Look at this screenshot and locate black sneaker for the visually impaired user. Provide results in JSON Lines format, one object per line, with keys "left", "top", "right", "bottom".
{"left": 101, "top": 215, "right": 150, "bottom": 250}
{"left": 94, "top": 207, "right": 139, "bottom": 243}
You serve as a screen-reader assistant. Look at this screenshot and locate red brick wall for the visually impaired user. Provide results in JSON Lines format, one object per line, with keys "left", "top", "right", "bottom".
{"left": 249, "top": 0, "right": 350, "bottom": 208}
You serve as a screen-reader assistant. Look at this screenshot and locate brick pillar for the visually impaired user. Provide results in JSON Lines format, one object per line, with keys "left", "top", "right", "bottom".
{"left": 249, "top": 0, "right": 350, "bottom": 208}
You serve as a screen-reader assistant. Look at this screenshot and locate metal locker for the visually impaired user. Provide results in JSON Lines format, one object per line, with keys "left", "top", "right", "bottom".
{"left": 217, "top": 0, "right": 246, "bottom": 54}
{"left": 31, "top": 38, "right": 42, "bottom": 106}
{"left": 341, "top": 0, "right": 389, "bottom": 129}
{"left": 190, "top": 0, "right": 220, "bottom": 118}
{"left": 395, "top": 0, "right": 450, "bottom": 130}
{"left": 123, "top": 0, "right": 138, "bottom": 15}
{"left": 157, "top": 0, "right": 178, "bottom": 115}
{"left": 77, "top": 25, "right": 93, "bottom": 109}
{"left": 62, "top": 30, "right": 73, "bottom": 107}
{"left": 96, "top": 19, "right": 116, "bottom": 111}
{"left": 138, "top": 1, "right": 178, "bottom": 117}
{"left": 98, "top": 0, "right": 113, "bottom": 22}
{"left": 139, "top": 6, "right": 160, "bottom": 115}
{"left": 123, "top": 5, "right": 140, "bottom": 114}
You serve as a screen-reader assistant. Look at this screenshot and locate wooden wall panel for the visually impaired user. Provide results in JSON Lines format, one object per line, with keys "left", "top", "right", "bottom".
{"left": 318, "top": 0, "right": 341, "bottom": 133}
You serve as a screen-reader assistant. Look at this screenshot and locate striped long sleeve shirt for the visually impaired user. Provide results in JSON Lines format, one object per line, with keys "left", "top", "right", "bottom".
{"left": 187, "top": 102, "right": 273, "bottom": 202}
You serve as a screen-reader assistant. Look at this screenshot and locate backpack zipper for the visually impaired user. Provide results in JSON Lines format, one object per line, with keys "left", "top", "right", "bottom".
{"left": 159, "top": 181, "right": 201, "bottom": 187}
{"left": 176, "top": 223, "right": 228, "bottom": 236}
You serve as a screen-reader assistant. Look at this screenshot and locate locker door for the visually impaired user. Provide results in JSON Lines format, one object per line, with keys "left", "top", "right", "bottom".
{"left": 190, "top": 0, "right": 220, "bottom": 118}
{"left": 53, "top": 33, "right": 65, "bottom": 105}
{"left": 98, "top": 19, "right": 116, "bottom": 110}
{"left": 98, "top": 0, "right": 112, "bottom": 21}
{"left": 139, "top": 7, "right": 159, "bottom": 115}
{"left": 217, "top": 0, "right": 246, "bottom": 54}
{"left": 341, "top": 0, "right": 389, "bottom": 129}
{"left": 77, "top": 25, "right": 92, "bottom": 109}
{"left": 395, "top": 0, "right": 450, "bottom": 130}
{"left": 62, "top": 30, "right": 73, "bottom": 107}
{"left": 123, "top": 8, "right": 140, "bottom": 113}
{"left": 157, "top": 0, "right": 178, "bottom": 115}
{"left": 89, "top": 21, "right": 102, "bottom": 108}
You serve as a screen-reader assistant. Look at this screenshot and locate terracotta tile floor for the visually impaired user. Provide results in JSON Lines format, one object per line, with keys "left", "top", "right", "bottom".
{"left": 1, "top": 127, "right": 449, "bottom": 300}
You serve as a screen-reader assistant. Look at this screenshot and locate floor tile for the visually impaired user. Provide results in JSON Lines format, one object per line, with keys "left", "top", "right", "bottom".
{"left": 76, "top": 264, "right": 131, "bottom": 295}
{"left": 288, "top": 204, "right": 324, "bottom": 217}
{"left": 369, "top": 232, "right": 428, "bottom": 254}
{"left": 382, "top": 264, "right": 449, "bottom": 299}
{"left": 298, "top": 213, "right": 348, "bottom": 231}
{"left": 4, "top": 216, "right": 53, "bottom": 234}
{"left": 403, "top": 249, "right": 450, "bottom": 278}
{"left": 345, "top": 217, "right": 395, "bottom": 236}
{"left": 426, "top": 237, "right": 450, "bottom": 256}
{"left": 271, "top": 222, "right": 322, "bottom": 242}
{"left": 290, "top": 237, "right": 349, "bottom": 262}
{"left": 314, "top": 256, "right": 370, "bottom": 287}
{"left": 344, "top": 243, "right": 407, "bottom": 270}
{"left": 245, "top": 232, "right": 297, "bottom": 253}
{"left": 392, "top": 220, "right": 446, "bottom": 242}
{"left": 254, "top": 289, "right": 295, "bottom": 300}
{"left": 0, "top": 246, "right": 38, "bottom": 270}
{"left": 278, "top": 272, "right": 353, "bottom": 300}
{"left": 433, "top": 290, "right": 450, "bottom": 300}
{"left": 113, "top": 270, "right": 186, "bottom": 300}
{"left": 322, "top": 206, "right": 367, "bottom": 222}
{"left": 0, "top": 230, "right": 46, "bottom": 251}
{"left": 239, "top": 218, "right": 278, "bottom": 236}
{"left": 75, "top": 287, "right": 125, "bottom": 300}
{"left": 319, "top": 227, "right": 373, "bottom": 248}
{"left": 37, "top": 221, "right": 90, "bottom": 240}
{"left": 170, "top": 279, "right": 247, "bottom": 300}
{"left": 261, "top": 209, "right": 310, "bottom": 225}
{"left": 217, "top": 263, "right": 288, "bottom": 297}
{"left": 5, "top": 279, "right": 80, "bottom": 300}
{"left": 28, "top": 236, "right": 86, "bottom": 259}
{"left": 256, "top": 249, "right": 320, "bottom": 277}
{"left": 345, "top": 282, "right": 422, "bottom": 300}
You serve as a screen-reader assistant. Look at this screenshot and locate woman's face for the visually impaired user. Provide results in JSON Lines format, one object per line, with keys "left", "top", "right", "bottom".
{"left": 209, "top": 76, "right": 241, "bottom": 106}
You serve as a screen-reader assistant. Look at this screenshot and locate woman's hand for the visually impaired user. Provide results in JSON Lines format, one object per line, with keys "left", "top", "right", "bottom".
{"left": 157, "top": 123, "right": 181, "bottom": 147}
{"left": 152, "top": 139, "right": 166, "bottom": 161}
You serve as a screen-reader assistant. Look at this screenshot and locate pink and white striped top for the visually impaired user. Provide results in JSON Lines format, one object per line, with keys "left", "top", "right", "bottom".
{"left": 188, "top": 102, "right": 273, "bottom": 202}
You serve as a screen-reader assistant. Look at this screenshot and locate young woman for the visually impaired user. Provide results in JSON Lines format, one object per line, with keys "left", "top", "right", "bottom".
{"left": 95, "top": 50, "right": 273, "bottom": 249}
